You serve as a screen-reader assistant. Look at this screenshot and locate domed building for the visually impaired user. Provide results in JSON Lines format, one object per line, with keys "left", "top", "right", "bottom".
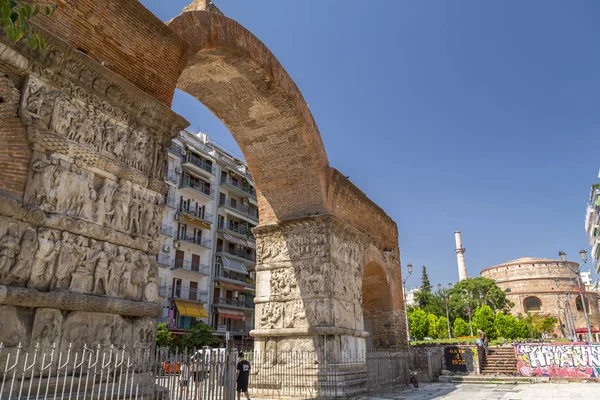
{"left": 481, "top": 257, "right": 600, "bottom": 339}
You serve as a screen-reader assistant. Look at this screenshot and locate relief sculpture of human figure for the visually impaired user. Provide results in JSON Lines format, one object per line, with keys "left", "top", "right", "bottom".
{"left": 89, "top": 242, "right": 112, "bottom": 295}
{"left": 107, "top": 246, "right": 126, "bottom": 297}
{"left": 28, "top": 229, "right": 61, "bottom": 291}
{"left": 0, "top": 223, "right": 21, "bottom": 279}
{"left": 50, "top": 231, "right": 77, "bottom": 290}
{"left": 5, "top": 227, "right": 37, "bottom": 286}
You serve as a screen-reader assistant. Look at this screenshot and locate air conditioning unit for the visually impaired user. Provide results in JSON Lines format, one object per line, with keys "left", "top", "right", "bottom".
{"left": 162, "top": 245, "right": 171, "bottom": 253}
{"left": 174, "top": 242, "right": 181, "bottom": 249}
{"left": 175, "top": 214, "right": 181, "bottom": 221}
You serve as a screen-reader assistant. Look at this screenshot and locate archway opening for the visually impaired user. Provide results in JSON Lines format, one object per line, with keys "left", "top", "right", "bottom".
{"left": 362, "top": 262, "right": 393, "bottom": 349}
{"left": 523, "top": 296, "right": 542, "bottom": 312}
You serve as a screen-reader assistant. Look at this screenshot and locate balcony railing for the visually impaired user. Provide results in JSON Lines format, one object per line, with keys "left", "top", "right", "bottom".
{"left": 221, "top": 177, "right": 256, "bottom": 196}
{"left": 215, "top": 270, "right": 256, "bottom": 287}
{"left": 213, "top": 296, "right": 254, "bottom": 309}
{"left": 168, "top": 143, "right": 183, "bottom": 155}
{"left": 217, "top": 248, "right": 256, "bottom": 263}
{"left": 219, "top": 200, "right": 258, "bottom": 220}
{"left": 172, "top": 259, "right": 211, "bottom": 275}
{"left": 178, "top": 207, "right": 213, "bottom": 224}
{"left": 176, "top": 233, "right": 212, "bottom": 249}
{"left": 218, "top": 223, "right": 255, "bottom": 240}
{"left": 161, "top": 224, "right": 173, "bottom": 237}
{"left": 157, "top": 254, "right": 171, "bottom": 267}
{"left": 160, "top": 285, "right": 208, "bottom": 303}
{"left": 182, "top": 153, "right": 216, "bottom": 175}
{"left": 164, "top": 195, "right": 176, "bottom": 209}
{"left": 165, "top": 171, "right": 179, "bottom": 184}
{"left": 180, "top": 176, "right": 214, "bottom": 199}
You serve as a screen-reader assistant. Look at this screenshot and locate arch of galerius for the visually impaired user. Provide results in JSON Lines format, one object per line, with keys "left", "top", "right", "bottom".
{"left": 0, "top": 0, "right": 405, "bottom": 391}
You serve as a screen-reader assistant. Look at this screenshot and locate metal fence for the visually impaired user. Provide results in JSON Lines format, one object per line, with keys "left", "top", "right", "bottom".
{"left": 0, "top": 344, "right": 422, "bottom": 399}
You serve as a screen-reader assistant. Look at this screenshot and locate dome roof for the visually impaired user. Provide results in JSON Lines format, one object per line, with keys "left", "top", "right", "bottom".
{"left": 481, "top": 256, "right": 578, "bottom": 275}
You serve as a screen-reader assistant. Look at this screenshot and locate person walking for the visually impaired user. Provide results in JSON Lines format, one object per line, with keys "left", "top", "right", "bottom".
{"left": 236, "top": 352, "right": 251, "bottom": 400}
{"left": 478, "top": 329, "right": 489, "bottom": 356}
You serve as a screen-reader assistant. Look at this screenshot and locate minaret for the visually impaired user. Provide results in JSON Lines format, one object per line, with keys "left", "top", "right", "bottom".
{"left": 455, "top": 231, "right": 468, "bottom": 281}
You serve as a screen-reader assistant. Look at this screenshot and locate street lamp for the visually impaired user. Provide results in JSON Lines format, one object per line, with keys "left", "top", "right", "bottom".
{"left": 462, "top": 289, "right": 474, "bottom": 337}
{"left": 558, "top": 250, "right": 593, "bottom": 342}
{"left": 403, "top": 264, "right": 413, "bottom": 341}
{"left": 438, "top": 283, "right": 453, "bottom": 339}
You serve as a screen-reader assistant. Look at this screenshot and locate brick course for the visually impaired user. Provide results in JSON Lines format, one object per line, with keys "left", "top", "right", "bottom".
{"left": 0, "top": 72, "right": 29, "bottom": 200}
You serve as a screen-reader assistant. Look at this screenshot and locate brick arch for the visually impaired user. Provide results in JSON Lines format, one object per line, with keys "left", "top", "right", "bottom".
{"left": 362, "top": 261, "right": 393, "bottom": 313}
{"left": 168, "top": 10, "right": 330, "bottom": 224}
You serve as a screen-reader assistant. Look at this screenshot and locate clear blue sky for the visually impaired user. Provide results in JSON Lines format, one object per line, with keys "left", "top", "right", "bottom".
{"left": 140, "top": 0, "right": 600, "bottom": 288}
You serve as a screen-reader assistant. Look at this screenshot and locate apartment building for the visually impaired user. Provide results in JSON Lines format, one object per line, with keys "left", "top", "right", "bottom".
{"left": 158, "top": 131, "right": 258, "bottom": 349}
{"left": 585, "top": 183, "right": 600, "bottom": 273}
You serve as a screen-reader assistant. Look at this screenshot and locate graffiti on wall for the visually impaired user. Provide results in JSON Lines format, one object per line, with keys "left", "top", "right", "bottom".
{"left": 515, "top": 343, "right": 600, "bottom": 377}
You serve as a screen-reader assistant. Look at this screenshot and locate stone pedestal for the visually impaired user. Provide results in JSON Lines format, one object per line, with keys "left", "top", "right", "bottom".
{"left": 251, "top": 215, "right": 369, "bottom": 357}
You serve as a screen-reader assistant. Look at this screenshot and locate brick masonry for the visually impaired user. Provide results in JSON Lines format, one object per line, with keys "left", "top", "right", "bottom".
{"left": 0, "top": 73, "right": 29, "bottom": 200}
{"left": 481, "top": 258, "right": 600, "bottom": 336}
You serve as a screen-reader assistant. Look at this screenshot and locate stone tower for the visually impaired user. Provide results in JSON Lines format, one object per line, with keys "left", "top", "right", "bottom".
{"left": 455, "top": 231, "right": 468, "bottom": 281}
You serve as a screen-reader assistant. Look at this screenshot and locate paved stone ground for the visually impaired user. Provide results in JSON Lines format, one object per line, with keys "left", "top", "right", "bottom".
{"left": 355, "top": 382, "right": 600, "bottom": 400}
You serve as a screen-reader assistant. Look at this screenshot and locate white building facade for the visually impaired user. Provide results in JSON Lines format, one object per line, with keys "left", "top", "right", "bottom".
{"left": 158, "top": 131, "right": 258, "bottom": 350}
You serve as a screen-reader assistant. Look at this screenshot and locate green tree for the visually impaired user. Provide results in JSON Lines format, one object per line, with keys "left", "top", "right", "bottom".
{"left": 453, "top": 317, "right": 471, "bottom": 337}
{"left": 156, "top": 323, "right": 174, "bottom": 348}
{"left": 514, "top": 316, "right": 531, "bottom": 338}
{"left": 177, "top": 323, "right": 219, "bottom": 350}
{"left": 414, "top": 266, "right": 433, "bottom": 309}
{"left": 447, "top": 277, "right": 514, "bottom": 322}
{"left": 427, "top": 313, "right": 438, "bottom": 339}
{"left": 525, "top": 313, "right": 558, "bottom": 337}
{"left": 473, "top": 305, "right": 496, "bottom": 339}
{"left": 494, "top": 312, "right": 518, "bottom": 339}
{"left": 408, "top": 308, "right": 429, "bottom": 340}
{"left": 436, "top": 316, "right": 450, "bottom": 339}
{"left": 0, "top": 1, "right": 61, "bottom": 50}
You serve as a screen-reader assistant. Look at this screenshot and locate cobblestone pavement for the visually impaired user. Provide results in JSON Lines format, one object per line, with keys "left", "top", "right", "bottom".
{"left": 357, "top": 382, "right": 600, "bottom": 400}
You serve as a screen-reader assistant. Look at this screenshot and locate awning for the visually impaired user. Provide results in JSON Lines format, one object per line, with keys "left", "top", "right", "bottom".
{"left": 175, "top": 300, "right": 208, "bottom": 319}
{"left": 221, "top": 256, "right": 248, "bottom": 275}
{"left": 182, "top": 214, "right": 211, "bottom": 230}
{"left": 217, "top": 309, "right": 244, "bottom": 321}
{"left": 217, "top": 281, "right": 246, "bottom": 291}
{"left": 223, "top": 233, "right": 248, "bottom": 247}
{"left": 575, "top": 327, "right": 600, "bottom": 333}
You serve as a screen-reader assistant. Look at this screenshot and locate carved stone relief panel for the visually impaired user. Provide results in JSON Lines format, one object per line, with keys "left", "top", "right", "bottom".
{"left": 332, "top": 299, "right": 359, "bottom": 331}
{"left": 30, "top": 308, "right": 63, "bottom": 354}
{"left": 304, "top": 298, "right": 333, "bottom": 327}
{"left": 0, "top": 216, "right": 158, "bottom": 302}
{"left": 61, "top": 311, "right": 133, "bottom": 351}
{"left": 256, "top": 220, "right": 330, "bottom": 264}
{"left": 257, "top": 302, "right": 284, "bottom": 330}
{"left": 19, "top": 76, "right": 167, "bottom": 179}
{"left": 330, "top": 258, "right": 362, "bottom": 304}
{"left": 23, "top": 151, "right": 164, "bottom": 240}
{"left": 282, "top": 299, "right": 308, "bottom": 329}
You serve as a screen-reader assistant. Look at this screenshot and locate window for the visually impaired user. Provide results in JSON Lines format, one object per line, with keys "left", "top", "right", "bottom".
{"left": 523, "top": 297, "right": 541, "bottom": 312}
{"left": 576, "top": 296, "right": 590, "bottom": 313}
{"left": 218, "top": 215, "right": 225, "bottom": 229}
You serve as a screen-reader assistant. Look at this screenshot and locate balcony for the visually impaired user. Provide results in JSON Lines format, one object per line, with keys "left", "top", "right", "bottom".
{"left": 219, "top": 200, "right": 258, "bottom": 221}
{"left": 157, "top": 254, "right": 171, "bottom": 267}
{"left": 181, "top": 152, "right": 215, "bottom": 177}
{"left": 218, "top": 223, "right": 255, "bottom": 241}
{"left": 160, "top": 285, "right": 208, "bottom": 303}
{"left": 178, "top": 207, "right": 213, "bottom": 226}
{"left": 160, "top": 224, "right": 173, "bottom": 237}
{"left": 215, "top": 270, "right": 255, "bottom": 289}
{"left": 213, "top": 296, "right": 255, "bottom": 310}
{"left": 175, "top": 233, "right": 212, "bottom": 250}
{"left": 165, "top": 171, "right": 179, "bottom": 185}
{"left": 164, "top": 195, "right": 176, "bottom": 209}
{"left": 220, "top": 176, "right": 256, "bottom": 197}
{"left": 217, "top": 248, "right": 256, "bottom": 264}
{"left": 180, "top": 176, "right": 214, "bottom": 200}
{"left": 172, "top": 259, "right": 211, "bottom": 276}
{"left": 168, "top": 143, "right": 183, "bottom": 155}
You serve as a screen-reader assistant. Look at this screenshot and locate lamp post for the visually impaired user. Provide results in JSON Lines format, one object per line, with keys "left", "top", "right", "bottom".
{"left": 559, "top": 250, "right": 593, "bottom": 342}
{"left": 462, "top": 289, "right": 474, "bottom": 337}
{"left": 403, "top": 263, "right": 413, "bottom": 342}
{"left": 438, "top": 283, "right": 453, "bottom": 339}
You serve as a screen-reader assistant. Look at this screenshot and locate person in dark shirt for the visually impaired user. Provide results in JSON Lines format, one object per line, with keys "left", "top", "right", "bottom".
{"left": 236, "top": 352, "right": 251, "bottom": 400}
